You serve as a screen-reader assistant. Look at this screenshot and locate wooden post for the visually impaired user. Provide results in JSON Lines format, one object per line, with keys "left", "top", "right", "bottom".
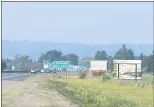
{"left": 135, "top": 64, "right": 137, "bottom": 81}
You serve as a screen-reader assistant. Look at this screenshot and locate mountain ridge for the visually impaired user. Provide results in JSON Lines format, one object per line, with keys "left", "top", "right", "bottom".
{"left": 2, "top": 40, "right": 153, "bottom": 61}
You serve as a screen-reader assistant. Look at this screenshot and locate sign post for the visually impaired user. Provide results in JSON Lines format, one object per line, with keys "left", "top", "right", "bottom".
{"left": 135, "top": 64, "right": 137, "bottom": 82}
{"left": 52, "top": 61, "right": 70, "bottom": 84}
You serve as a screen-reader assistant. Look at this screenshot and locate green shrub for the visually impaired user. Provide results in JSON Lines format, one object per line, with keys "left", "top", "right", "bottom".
{"left": 79, "top": 72, "right": 86, "bottom": 79}
{"left": 103, "top": 75, "right": 111, "bottom": 81}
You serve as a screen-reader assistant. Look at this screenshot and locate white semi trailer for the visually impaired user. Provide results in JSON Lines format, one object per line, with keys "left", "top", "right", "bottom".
{"left": 90, "top": 60, "right": 108, "bottom": 75}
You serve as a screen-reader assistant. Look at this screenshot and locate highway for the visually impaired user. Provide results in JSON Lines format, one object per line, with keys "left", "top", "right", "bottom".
{"left": 2, "top": 73, "right": 32, "bottom": 90}
{"left": 2, "top": 71, "right": 85, "bottom": 81}
{"left": 1, "top": 71, "right": 84, "bottom": 89}
{"left": 2, "top": 73, "right": 32, "bottom": 81}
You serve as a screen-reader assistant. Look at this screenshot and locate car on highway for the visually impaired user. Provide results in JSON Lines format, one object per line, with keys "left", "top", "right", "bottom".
{"left": 44, "top": 69, "right": 52, "bottom": 73}
{"left": 41, "top": 70, "right": 45, "bottom": 73}
{"left": 30, "top": 70, "right": 36, "bottom": 74}
{"left": 53, "top": 70, "right": 57, "bottom": 73}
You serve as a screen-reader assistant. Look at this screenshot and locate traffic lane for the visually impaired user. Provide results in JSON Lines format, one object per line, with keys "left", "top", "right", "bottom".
{"left": 2, "top": 74, "right": 32, "bottom": 81}
{"left": 2, "top": 73, "right": 28, "bottom": 78}
{"left": 2, "top": 73, "right": 32, "bottom": 91}
{"left": 2, "top": 73, "right": 18, "bottom": 77}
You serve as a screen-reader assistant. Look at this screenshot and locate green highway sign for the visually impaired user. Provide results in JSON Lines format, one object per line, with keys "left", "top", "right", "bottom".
{"left": 52, "top": 61, "right": 70, "bottom": 69}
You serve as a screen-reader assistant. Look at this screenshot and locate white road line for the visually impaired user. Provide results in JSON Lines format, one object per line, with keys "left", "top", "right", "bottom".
{"left": 2, "top": 74, "right": 30, "bottom": 79}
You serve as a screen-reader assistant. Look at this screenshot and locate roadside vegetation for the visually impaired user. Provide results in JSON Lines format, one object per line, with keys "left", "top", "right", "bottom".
{"left": 48, "top": 75, "right": 153, "bottom": 107}
{"left": 142, "top": 73, "right": 153, "bottom": 82}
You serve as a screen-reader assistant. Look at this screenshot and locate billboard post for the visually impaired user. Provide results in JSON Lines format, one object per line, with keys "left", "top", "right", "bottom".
{"left": 52, "top": 61, "right": 70, "bottom": 84}
{"left": 135, "top": 64, "right": 137, "bottom": 81}
{"left": 118, "top": 64, "right": 119, "bottom": 79}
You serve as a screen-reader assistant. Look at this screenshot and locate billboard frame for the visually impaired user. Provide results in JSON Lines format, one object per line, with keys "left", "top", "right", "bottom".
{"left": 113, "top": 60, "right": 142, "bottom": 81}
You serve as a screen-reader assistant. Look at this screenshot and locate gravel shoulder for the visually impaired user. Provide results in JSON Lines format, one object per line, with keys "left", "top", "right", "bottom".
{"left": 2, "top": 75, "right": 79, "bottom": 107}
{"left": 2, "top": 81, "right": 22, "bottom": 91}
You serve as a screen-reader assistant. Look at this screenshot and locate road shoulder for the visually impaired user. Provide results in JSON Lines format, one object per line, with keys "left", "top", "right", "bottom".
{"left": 2, "top": 75, "right": 79, "bottom": 107}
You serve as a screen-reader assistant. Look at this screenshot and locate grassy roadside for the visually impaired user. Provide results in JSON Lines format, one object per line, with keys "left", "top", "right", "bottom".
{"left": 48, "top": 76, "right": 153, "bottom": 107}
{"left": 142, "top": 73, "right": 153, "bottom": 83}
{"left": 2, "top": 81, "right": 28, "bottom": 107}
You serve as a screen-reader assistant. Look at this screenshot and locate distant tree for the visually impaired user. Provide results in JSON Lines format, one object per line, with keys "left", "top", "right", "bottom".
{"left": 107, "top": 56, "right": 113, "bottom": 72}
{"left": 147, "top": 52, "right": 154, "bottom": 72}
{"left": 2, "top": 59, "right": 7, "bottom": 71}
{"left": 39, "top": 50, "right": 62, "bottom": 63}
{"left": 138, "top": 51, "right": 154, "bottom": 73}
{"left": 139, "top": 53, "right": 147, "bottom": 69}
{"left": 79, "top": 57, "right": 92, "bottom": 67}
{"left": 114, "top": 44, "right": 135, "bottom": 60}
{"left": 62, "top": 54, "right": 79, "bottom": 65}
{"left": 60, "top": 55, "right": 67, "bottom": 61}
{"left": 4, "top": 58, "right": 12, "bottom": 70}
{"left": 139, "top": 52, "right": 144, "bottom": 60}
{"left": 38, "top": 53, "right": 45, "bottom": 63}
{"left": 95, "top": 50, "right": 108, "bottom": 60}
{"left": 11, "top": 55, "right": 33, "bottom": 71}
{"left": 138, "top": 52, "right": 152, "bottom": 73}
{"left": 127, "top": 49, "right": 135, "bottom": 60}
{"left": 31, "top": 61, "right": 42, "bottom": 70}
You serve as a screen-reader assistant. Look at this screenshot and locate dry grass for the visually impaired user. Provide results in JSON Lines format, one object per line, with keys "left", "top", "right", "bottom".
{"left": 2, "top": 75, "right": 79, "bottom": 107}
{"left": 49, "top": 76, "right": 153, "bottom": 107}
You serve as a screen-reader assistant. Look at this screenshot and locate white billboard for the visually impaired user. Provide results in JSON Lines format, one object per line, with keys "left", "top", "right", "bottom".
{"left": 90, "top": 60, "right": 108, "bottom": 71}
{"left": 114, "top": 60, "right": 141, "bottom": 64}
{"left": 44, "top": 64, "right": 49, "bottom": 69}
{"left": 113, "top": 60, "right": 142, "bottom": 79}
{"left": 12, "top": 66, "right": 15, "bottom": 70}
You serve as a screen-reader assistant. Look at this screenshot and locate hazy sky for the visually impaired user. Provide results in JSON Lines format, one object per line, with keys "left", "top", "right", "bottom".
{"left": 2, "top": 2, "right": 153, "bottom": 44}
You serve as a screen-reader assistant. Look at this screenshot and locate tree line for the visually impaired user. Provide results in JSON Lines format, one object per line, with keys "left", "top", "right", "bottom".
{"left": 2, "top": 44, "right": 154, "bottom": 72}
{"left": 94, "top": 44, "right": 153, "bottom": 73}
{"left": 2, "top": 50, "right": 79, "bottom": 71}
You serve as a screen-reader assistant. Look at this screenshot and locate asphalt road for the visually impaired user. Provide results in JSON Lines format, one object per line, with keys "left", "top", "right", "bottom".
{"left": 2, "top": 73, "right": 32, "bottom": 81}
{"left": 1, "top": 71, "right": 85, "bottom": 91}
{"left": 1, "top": 71, "right": 85, "bottom": 81}
{"left": 2, "top": 73, "right": 33, "bottom": 90}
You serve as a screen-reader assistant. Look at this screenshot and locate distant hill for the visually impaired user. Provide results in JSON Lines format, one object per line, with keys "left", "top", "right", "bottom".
{"left": 2, "top": 40, "right": 153, "bottom": 60}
